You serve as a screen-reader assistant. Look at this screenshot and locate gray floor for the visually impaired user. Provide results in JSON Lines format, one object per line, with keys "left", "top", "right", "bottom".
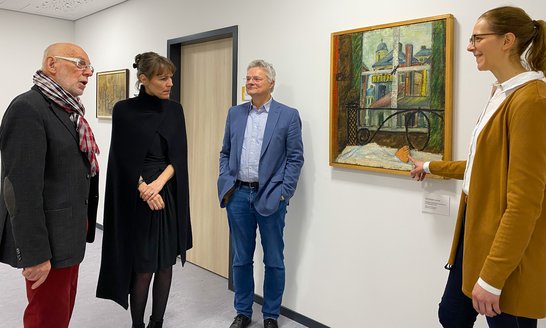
{"left": 0, "top": 229, "right": 307, "bottom": 328}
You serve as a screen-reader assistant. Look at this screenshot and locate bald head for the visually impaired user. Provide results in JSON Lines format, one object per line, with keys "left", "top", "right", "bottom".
{"left": 41, "top": 42, "right": 93, "bottom": 97}
{"left": 42, "top": 43, "right": 87, "bottom": 71}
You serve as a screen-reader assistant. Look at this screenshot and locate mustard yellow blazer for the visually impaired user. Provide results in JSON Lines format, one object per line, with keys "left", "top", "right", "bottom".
{"left": 430, "top": 80, "right": 546, "bottom": 318}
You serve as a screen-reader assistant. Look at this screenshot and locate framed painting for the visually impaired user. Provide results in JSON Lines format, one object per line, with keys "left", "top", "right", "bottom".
{"left": 96, "top": 69, "right": 129, "bottom": 118}
{"left": 329, "top": 14, "right": 454, "bottom": 176}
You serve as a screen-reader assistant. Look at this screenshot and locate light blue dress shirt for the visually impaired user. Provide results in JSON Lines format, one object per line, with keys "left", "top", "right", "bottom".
{"left": 237, "top": 98, "right": 272, "bottom": 182}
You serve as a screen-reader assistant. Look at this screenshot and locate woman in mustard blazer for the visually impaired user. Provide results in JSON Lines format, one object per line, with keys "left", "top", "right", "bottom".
{"left": 410, "top": 6, "right": 546, "bottom": 328}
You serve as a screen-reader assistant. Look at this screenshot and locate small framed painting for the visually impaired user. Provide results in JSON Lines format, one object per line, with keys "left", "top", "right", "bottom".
{"left": 96, "top": 69, "right": 129, "bottom": 118}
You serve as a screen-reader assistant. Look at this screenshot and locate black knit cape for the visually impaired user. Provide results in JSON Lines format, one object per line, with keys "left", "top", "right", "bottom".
{"left": 96, "top": 88, "right": 192, "bottom": 309}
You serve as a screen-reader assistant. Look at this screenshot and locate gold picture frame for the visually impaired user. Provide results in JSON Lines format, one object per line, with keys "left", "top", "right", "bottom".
{"left": 96, "top": 69, "right": 129, "bottom": 118}
{"left": 329, "top": 14, "right": 454, "bottom": 176}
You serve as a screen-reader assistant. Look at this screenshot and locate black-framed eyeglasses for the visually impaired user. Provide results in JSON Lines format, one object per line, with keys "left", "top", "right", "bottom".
{"left": 469, "top": 33, "right": 502, "bottom": 46}
{"left": 54, "top": 56, "right": 94, "bottom": 73}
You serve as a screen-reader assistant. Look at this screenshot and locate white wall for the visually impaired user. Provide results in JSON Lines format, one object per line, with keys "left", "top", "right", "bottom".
{"left": 2, "top": 0, "right": 545, "bottom": 327}
{"left": 0, "top": 10, "right": 74, "bottom": 111}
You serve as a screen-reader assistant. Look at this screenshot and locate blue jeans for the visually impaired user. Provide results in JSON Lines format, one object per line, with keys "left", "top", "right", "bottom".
{"left": 439, "top": 212, "right": 537, "bottom": 328}
{"left": 226, "top": 185, "right": 287, "bottom": 320}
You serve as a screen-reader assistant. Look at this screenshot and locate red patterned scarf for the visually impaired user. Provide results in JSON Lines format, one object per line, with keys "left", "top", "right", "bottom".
{"left": 33, "top": 70, "right": 100, "bottom": 176}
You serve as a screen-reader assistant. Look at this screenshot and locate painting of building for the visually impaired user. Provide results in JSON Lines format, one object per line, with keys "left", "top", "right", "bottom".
{"left": 330, "top": 15, "right": 453, "bottom": 175}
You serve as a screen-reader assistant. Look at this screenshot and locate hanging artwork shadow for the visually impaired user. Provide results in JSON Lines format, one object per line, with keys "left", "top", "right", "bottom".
{"left": 329, "top": 14, "right": 454, "bottom": 176}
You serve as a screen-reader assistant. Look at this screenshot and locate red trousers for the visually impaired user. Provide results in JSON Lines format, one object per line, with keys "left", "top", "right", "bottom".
{"left": 23, "top": 264, "right": 79, "bottom": 328}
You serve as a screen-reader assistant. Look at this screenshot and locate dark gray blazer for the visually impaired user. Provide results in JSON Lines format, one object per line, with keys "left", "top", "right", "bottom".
{"left": 0, "top": 85, "right": 98, "bottom": 269}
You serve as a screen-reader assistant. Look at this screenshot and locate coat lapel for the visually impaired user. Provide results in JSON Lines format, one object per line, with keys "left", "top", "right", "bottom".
{"left": 234, "top": 103, "right": 250, "bottom": 162}
{"left": 260, "top": 100, "right": 280, "bottom": 158}
{"left": 50, "top": 103, "right": 79, "bottom": 142}
{"left": 34, "top": 86, "right": 79, "bottom": 142}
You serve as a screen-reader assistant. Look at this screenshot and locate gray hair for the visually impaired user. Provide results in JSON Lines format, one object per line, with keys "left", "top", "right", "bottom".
{"left": 247, "top": 59, "right": 276, "bottom": 91}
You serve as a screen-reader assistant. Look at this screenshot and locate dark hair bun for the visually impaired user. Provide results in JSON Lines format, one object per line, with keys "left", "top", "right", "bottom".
{"left": 133, "top": 54, "right": 142, "bottom": 69}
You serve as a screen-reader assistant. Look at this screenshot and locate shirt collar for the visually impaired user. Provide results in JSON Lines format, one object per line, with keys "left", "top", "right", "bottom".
{"left": 250, "top": 97, "right": 272, "bottom": 113}
{"left": 494, "top": 71, "right": 545, "bottom": 93}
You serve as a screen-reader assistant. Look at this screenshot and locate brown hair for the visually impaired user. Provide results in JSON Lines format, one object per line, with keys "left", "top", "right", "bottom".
{"left": 480, "top": 6, "right": 546, "bottom": 72}
{"left": 133, "top": 52, "right": 176, "bottom": 88}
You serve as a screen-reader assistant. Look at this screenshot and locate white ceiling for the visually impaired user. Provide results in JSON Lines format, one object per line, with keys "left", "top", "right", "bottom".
{"left": 0, "top": 0, "right": 127, "bottom": 20}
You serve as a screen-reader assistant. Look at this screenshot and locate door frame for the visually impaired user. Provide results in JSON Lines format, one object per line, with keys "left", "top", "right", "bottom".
{"left": 167, "top": 26, "right": 238, "bottom": 290}
{"left": 166, "top": 26, "right": 328, "bottom": 328}
{"left": 167, "top": 26, "right": 238, "bottom": 108}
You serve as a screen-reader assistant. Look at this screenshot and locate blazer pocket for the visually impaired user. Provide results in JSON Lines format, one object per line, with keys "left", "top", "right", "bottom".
{"left": 45, "top": 207, "right": 75, "bottom": 262}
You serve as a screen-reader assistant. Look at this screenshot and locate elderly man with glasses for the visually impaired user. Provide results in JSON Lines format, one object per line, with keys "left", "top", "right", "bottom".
{"left": 0, "top": 42, "right": 99, "bottom": 328}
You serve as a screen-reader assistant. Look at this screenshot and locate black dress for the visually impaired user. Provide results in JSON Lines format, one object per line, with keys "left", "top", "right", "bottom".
{"left": 133, "top": 132, "right": 178, "bottom": 272}
{"left": 96, "top": 87, "right": 192, "bottom": 309}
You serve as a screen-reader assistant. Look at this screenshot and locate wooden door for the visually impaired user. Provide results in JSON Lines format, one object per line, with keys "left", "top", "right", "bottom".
{"left": 180, "top": 37, "right": 232, "bottom": 277}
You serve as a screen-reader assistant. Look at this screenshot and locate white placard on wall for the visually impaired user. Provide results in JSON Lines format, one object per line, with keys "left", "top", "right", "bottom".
{"left": 422, "top": 193, "right": 450, "bottom": 216}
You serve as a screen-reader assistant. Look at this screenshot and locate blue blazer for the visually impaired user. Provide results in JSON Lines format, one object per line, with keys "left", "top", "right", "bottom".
{"left": 218, "top": 99, "right": 304, "bottom": 216}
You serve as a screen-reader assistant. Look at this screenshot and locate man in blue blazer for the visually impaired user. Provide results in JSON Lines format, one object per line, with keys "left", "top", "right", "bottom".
{"left": 218, "top": 60, "right": 304, "bottom": 328}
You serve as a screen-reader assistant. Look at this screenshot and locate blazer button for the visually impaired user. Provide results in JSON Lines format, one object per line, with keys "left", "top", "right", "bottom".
{"left": 16, "top": 248, "right": 22, "bottom": 261}
{"left": 86, "top": 174, "right": 90, "bottom": 179}
{"left": 85, "top": 199, "right": 89, "bottom": 205}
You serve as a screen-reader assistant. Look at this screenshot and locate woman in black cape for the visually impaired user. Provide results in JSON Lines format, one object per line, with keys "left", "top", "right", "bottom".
{"left": 97, "top": 52, "right": 192, "bottom": 328}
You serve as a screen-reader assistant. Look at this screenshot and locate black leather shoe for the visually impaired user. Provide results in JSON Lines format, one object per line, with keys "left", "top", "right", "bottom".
{"left": 229, "top": 314, "right": 251, "bottom": 328}
{"left": 264, "top": 318, "right": 279, "bottom": 328}
{"left": 146, "top": 316, "right": 163, "bottom": 328}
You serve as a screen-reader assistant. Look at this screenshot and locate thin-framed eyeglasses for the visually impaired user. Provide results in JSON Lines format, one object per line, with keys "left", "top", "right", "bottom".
{"left": 469, "top": 33, "right": 502, "bottom": 46}
{"left": 54, "top": 56, "right": 94, "bottom": 73}
{"left": 246, "top": 76, "right": 265, "bottom": 83}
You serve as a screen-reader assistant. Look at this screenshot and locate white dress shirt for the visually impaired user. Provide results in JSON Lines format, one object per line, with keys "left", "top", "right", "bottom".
{"left": 237, "top": 98, "right": 272, "bottom": 182}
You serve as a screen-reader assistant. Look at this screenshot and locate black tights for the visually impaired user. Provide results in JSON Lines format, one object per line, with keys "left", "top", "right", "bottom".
{"left": 130, "top": 266, "right": 173, "bottom": 326}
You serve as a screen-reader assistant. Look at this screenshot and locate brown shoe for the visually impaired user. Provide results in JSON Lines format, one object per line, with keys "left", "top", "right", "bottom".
{"left": 264, "top": 318, "right": 278, "bottom": 328}
{"left": 229, "top": 314, "right": 251, "bottom": 328}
